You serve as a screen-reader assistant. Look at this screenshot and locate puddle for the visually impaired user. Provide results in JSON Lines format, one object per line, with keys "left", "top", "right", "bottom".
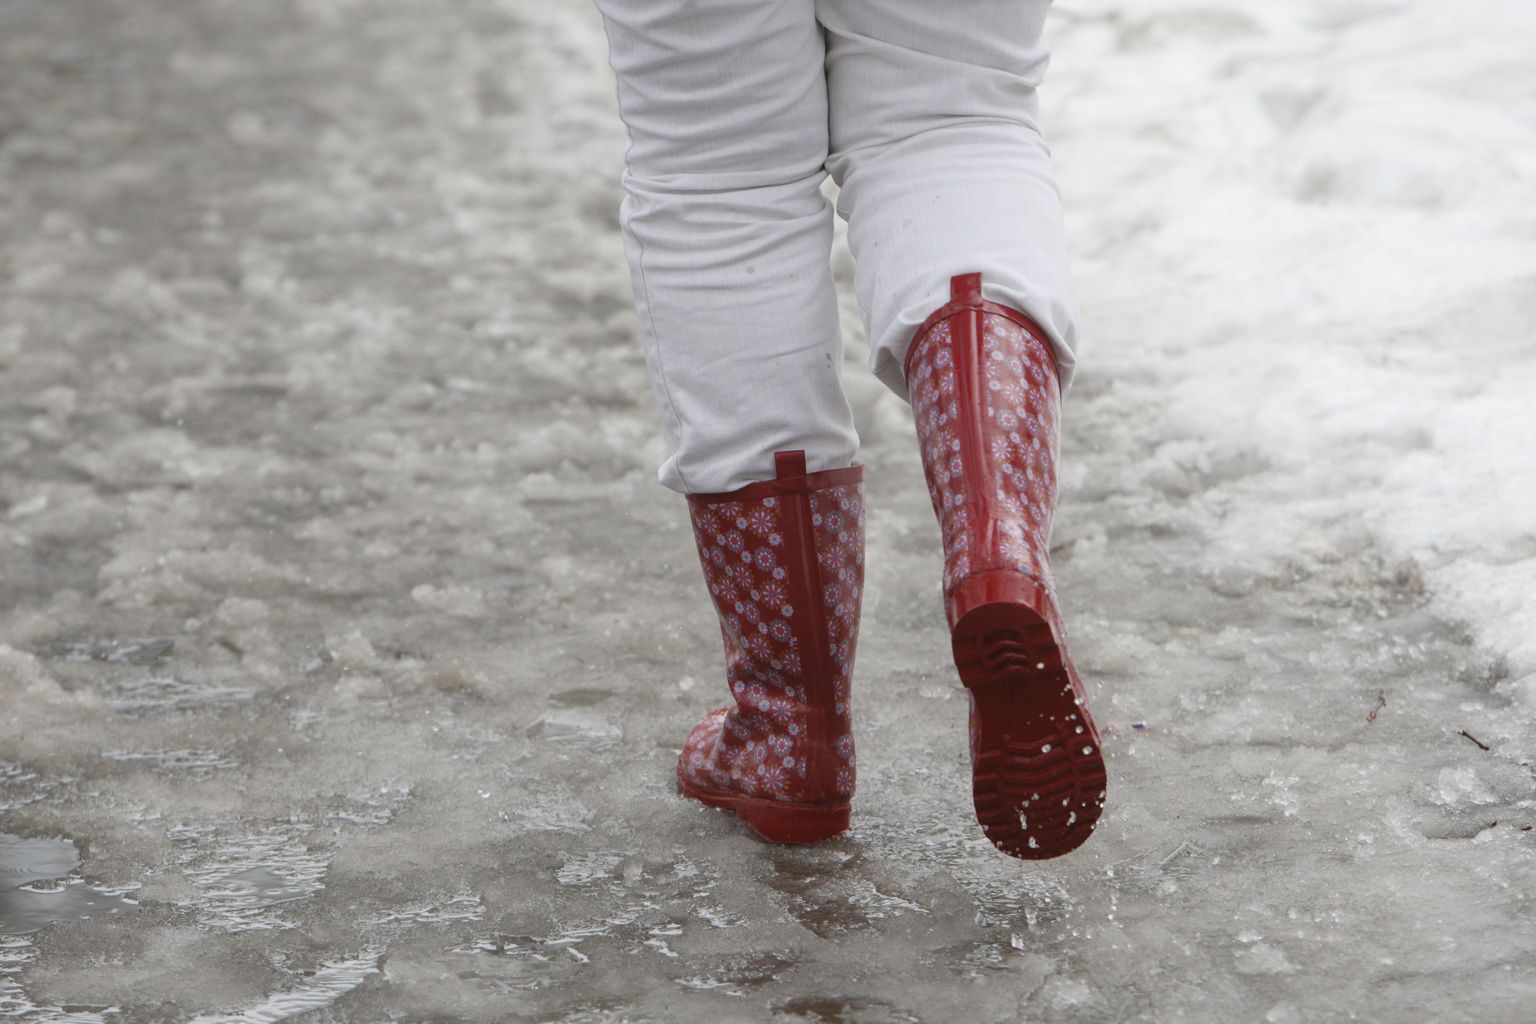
{"left": 0, "top": 837, "right": 79, "bottom": 890}
{"left": 0, "top": 836, "right": 134, "bottom": 1022}
{"left": 0, "top": 835, "right": 139, "bottom": 936}
{"left": 0, "top": 879, "right": 140, "bottom": 936}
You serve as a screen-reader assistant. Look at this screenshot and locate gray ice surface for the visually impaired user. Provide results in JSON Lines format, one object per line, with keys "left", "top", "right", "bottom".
{"left": 2, "top": 1, "right": 1534, "bottom": 1022}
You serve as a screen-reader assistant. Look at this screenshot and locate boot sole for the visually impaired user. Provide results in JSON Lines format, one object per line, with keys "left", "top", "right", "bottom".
{"left": 950, "top": 571, "right": 1107, "bottom": 859}
{"left": 676, "top": 775, "right": 850, "bottom": 845}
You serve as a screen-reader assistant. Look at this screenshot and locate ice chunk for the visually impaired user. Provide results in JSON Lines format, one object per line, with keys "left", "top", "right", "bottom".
{"left": 524, "top": 710, "right": 621, "bottom": 746}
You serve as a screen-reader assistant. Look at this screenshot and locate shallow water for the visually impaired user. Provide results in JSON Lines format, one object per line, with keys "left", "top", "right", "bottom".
{"left": 1, "top": 0, "right": 1533, "bottom": 1021}
{"left": 0, "top": 836, "right": 139, "bottom": 936}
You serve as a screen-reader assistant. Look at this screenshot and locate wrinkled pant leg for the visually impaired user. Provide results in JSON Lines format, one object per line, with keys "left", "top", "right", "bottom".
{"left": 594, "top": 0, "right": 858, "bottom": 494}
{"left": 818, "top": 0, "right": 1079, "bottom": 400}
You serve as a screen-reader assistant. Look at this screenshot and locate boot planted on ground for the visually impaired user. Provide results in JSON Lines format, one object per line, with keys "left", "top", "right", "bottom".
{"left": 677, "top": 450, "right": 864, "bottom": 844}
{"left": 905, "top": 272, "right": 1106, "bottom": 859}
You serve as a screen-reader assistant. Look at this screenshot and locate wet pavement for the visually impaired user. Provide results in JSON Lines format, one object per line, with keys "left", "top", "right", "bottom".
{"left": 2, "top": 1, "right": 1534, "bottom": 1021}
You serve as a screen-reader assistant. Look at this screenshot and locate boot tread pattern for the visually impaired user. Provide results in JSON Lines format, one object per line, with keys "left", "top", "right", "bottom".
{"left": 955, "top": 610, "right": 1107, "bottom": 859}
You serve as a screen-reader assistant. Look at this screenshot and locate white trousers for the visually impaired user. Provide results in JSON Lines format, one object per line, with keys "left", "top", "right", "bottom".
{"left": 595, "top": 0, "right": 1077, "bottom": 494}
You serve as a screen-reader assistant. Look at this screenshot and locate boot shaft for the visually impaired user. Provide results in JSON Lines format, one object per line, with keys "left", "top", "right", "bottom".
{"left": 906, "top": 273, "right": 1062, "bottom": 602}
{"left": 683, "top": 452, "right": 864, "bottom": 803}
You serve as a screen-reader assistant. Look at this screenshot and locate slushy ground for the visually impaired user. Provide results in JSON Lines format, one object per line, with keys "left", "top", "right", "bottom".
{"left": 2, "top": 1, "right": 1534, "bottom": 1021}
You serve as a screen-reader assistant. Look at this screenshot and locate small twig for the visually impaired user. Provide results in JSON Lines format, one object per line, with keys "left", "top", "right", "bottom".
{"left": 1367, "top": 690, "right": 1386, "bottom": 723}
{"left": 1459, "top": 729, "right": 1490, "bottom": 751}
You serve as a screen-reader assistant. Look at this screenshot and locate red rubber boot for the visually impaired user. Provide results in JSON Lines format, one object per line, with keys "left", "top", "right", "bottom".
{"left": 905, "top": 273, "right": 1106, "bottom": 859}
{"left": 677, "top": 450, "right": 864, "bottom": 844}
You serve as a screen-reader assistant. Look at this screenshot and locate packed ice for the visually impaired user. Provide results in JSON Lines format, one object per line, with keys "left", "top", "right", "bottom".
{"left": 1, "top": 0, "right": 1533, "bottom": 1020}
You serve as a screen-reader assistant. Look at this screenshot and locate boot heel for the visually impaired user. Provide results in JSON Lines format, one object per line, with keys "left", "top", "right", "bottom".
{"left": 736, "top": 800, "right": 851, "bottom": 845}
{"left": 679, "top": 770, "right": 851, "bottom": 845}
{"left": 948, "top": 570, "right": 1054, "bottom": 632}
{"left": 949, "top": 570, "right": 1059, "bottom": 691}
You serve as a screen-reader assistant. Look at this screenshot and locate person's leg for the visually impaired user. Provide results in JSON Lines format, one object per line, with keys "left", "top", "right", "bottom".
{"left": 818, "top": 0, "right": 1078, "bottom": 400}
{"left": 594, "top": 0, "right": 857, "bottom": 494}
{"left": 819, "top": 0, "right": 1104, "bottom": 860}
{"left": 594, "top": 0, "right": 866, "bottom": 844}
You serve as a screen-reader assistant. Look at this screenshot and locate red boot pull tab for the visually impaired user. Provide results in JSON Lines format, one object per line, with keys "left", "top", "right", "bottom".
{"left": 775, "top": 449, "right": 808, "bottom": 479}
{"left": 951, "top": 272, "right": 984, "bottom": 305}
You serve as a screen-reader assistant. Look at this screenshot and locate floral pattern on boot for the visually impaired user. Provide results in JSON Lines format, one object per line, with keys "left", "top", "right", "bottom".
{"left": 907, "top": 312, "right": 1060, "bottom": 602}
{"left": 680, "top": 470, "right": 864, "bottom": 806}
{"left": 980, "top": 315, "right": 1060, "bottom": 588}
{"left": 907, "top": 320, "right": 970, "bottom": 594}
